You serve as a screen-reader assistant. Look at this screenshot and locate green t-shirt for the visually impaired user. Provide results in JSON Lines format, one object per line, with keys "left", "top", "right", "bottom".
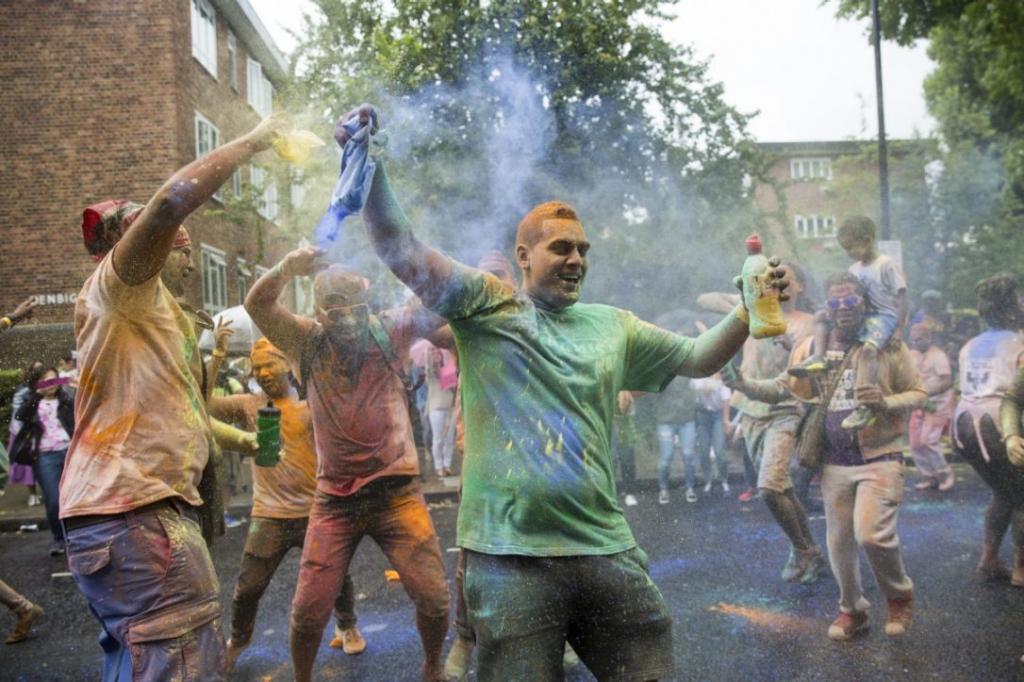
{"left": 432, "top": 260, "right": 693, "bottom": 556}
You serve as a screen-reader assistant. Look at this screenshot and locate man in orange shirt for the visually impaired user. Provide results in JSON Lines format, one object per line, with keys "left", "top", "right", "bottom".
{"left": 209, "top": 339, "right": 366, "bottom": 673}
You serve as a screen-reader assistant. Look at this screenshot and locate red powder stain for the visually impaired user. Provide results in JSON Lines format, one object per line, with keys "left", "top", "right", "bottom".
{"left": 708, "top": 602, "right": 819, "bottom": 635}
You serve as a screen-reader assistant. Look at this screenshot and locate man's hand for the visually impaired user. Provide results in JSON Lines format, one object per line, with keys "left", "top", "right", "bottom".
{"left": 1006, "top": 435, "right": 1024, "bottom": 467}
{"left": 240, "top": 432, "right": 259, "bottom": 455}
{"left": 214, "top": 317, "right": 234, "bottom": 355}
{"left": 334, "top": 104, "right": 379, "bottom": 147}
{"left": 720, "top": 363, "right": 744, "bottom": 392}
{"left": 616, "top": 391, "right": 634, "bottom": 414}
{"left": 732, "top": 261, "right": 791, "bottom": 310}
{"left": 10, "top": 296, "right": 35, "bottom": 323}
{"left": 855, "top": 385, "right": 886, "bottom": 411}
{"left": 249, "top": 111, "right": 293, "bottom": 152}
{"left": 280, "top": 247, "right": 328, "bottom": 279}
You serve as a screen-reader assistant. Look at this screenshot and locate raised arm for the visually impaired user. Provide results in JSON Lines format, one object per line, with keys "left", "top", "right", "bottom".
{"left": 245, "top": 247, "right": 322, "bottom": 359}
{"left": 339, "top": 105, "right": 452, "bottom": 304}
{"left": 115, "top": 113, "right": 290, "bottom": 286}
{"left": 675, "top": 308, "right": 751, "bottom": 377}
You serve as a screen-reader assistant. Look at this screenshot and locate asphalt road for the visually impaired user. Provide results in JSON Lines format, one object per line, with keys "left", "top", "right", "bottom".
{"left": 2, "top": 463, "right": 1023, "bottom": 681}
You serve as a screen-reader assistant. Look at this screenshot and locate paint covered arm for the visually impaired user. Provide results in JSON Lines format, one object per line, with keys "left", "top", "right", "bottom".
{"left": 245, "top": 248, "right": 321, "bottom": 359}
{"left": 335, "top": 105, "right": 451, "bottom": 306}
{"left": 115, "top": 112, "right": 291, "bottom": 287}
{"left": 211, "top": 418, "right": 258, "bottom": 456}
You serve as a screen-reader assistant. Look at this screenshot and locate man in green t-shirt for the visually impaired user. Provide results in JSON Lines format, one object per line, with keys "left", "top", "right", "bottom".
{"left": 343, "top": 104, "right": 787, "bottom": 681}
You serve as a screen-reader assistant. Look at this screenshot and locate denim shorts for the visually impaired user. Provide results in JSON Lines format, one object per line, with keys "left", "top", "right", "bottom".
{"left": 465, "top": 547, "right": 674, "bottom": 681}
{"left": 858, "top": 311, "right": 899, "bottom": 348}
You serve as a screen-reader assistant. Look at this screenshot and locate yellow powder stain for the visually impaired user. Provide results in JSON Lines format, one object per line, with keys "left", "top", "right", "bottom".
{"left": 545, "top": 439, "right": 553, "bottom": 456}
{"left": 708, "top": 603, "right": 819, "bottom": 636}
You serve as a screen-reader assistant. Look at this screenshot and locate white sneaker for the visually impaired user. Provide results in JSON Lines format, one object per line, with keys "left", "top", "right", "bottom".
{"left": 685, "top": 487, "right": 698, "bottom": 503}
{"left": 703, "top": 482, "right": 712, "bottom": 494}
{"left": 658, "top": 489, "right": 670, "bottom": 505}
{"left": 624, "top": 494, "right": 638, "bottom": 507}
{"left": 722, "top": 481, "right": 731, "bottom": 494}
{"left": 26, "top": 494, "right": 39, "bottom": 507}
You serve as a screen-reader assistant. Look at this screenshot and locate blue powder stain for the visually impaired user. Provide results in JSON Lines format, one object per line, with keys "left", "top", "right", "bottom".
{"left": 313, "top": 205, "right": 352, "bottom": 247}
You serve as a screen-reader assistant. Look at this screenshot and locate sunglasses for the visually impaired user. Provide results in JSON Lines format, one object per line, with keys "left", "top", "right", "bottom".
{"left": 825, "top": 295, "right": 864, "bottom": 310}
{"left": 317, "top": 303, "right": 368, "bottom": 320}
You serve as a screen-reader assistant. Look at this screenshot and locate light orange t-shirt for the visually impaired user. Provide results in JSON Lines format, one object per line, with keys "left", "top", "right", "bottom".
{"left": 211, "top": 390, "right": 318, "bottom": 518}
{"left": 60, "top": 252, "right": 211, "bottom": 517}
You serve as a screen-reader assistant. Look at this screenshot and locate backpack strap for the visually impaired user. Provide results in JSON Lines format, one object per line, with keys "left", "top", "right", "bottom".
{"left": 368, "top": 316, "right": 414, "bottom": 391}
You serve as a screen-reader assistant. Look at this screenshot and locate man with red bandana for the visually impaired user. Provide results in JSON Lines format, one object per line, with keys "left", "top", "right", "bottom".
{"left": 61, "top": 113, "right": 289, "bottom": 682}
{"left": 245, "top": 258, "right": 451, "bottom": 682}
{"left": 340, "top": 103, "right": 786, "bottom": 681}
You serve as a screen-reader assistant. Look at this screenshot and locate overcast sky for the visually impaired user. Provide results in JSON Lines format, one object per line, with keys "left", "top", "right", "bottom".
{"left": 248, "top": 0, "right": 935, "bottom": 143}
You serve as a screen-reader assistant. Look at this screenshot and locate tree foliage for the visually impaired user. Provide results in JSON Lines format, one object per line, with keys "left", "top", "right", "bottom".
{"left": 832, "top": 0, "right": 1024, "bottom": 306}
{"left": 283, "top": 0, "right": 772, "bottom": 319}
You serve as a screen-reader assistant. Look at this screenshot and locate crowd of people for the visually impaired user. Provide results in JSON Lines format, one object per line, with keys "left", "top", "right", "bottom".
{"left": 0, "top": 104, "right": 1022, "bottom": 682}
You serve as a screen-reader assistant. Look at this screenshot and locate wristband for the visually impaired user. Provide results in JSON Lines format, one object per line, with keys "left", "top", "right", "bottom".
{"left": 0, "top": 316, "right": 11, "bottom": 330}
{"left": 212, "top": 349, "right": 226, "bottom": 358}
{"left": 271, "top": 261, "right": 291, "bottom": 279}
{"left": 734, "top": 305, "right": 750, "bottom": 326}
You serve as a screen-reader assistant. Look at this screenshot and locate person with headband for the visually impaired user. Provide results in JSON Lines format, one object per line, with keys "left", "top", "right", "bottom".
{"left": 246, "top": 257, "right": 451, "bottom": 682}
{"left": 341, "top": 102, "right": 786, "bottom": 681}
{"left": 60, "top": 112, "right": 290, "bottom": 682}
{"left": 207, "top": 338, "right": 366, "bottom": 674}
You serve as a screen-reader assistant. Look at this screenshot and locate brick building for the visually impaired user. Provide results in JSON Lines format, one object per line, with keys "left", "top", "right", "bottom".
{"left": 0, "top": 0, "right": 294, "bottom": 369}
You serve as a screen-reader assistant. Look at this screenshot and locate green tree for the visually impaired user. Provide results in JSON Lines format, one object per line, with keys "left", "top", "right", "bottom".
{"left": 284, "top": 0, "right": 773, "bottom": 319}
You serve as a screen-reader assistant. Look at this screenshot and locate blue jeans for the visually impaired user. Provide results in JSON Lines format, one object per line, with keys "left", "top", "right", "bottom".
{"left": 657, "top": 422, "right": 696, "bottom": 491}
{"left": 34, "top": 448, "right": 67, "bottom": 542}
{"left": 694, "top": 410, "right": 728, "bottom": 484}
{"left": 64, "top": 501, "right": 225, "bottom": 681}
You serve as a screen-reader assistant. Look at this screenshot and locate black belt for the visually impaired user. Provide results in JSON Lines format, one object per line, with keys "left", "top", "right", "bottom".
{"left": 63, "top": 497, "right": 193, "bottom": 532}
{"left": 349, "top": 476, "right": 414, "bottom": 497}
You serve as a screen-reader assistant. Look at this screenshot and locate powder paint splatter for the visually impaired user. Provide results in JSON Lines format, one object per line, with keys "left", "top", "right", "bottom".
{"left": 708, "top": 603, "right": 819, "bottom": 636}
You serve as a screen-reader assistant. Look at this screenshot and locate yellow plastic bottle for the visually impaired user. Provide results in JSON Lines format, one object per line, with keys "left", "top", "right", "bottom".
{"left": 742, "top": 234, "right": 787, "bottom": 339}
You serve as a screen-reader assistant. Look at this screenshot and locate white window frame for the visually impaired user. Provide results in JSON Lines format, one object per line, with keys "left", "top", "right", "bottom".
{"left": 236, "top": 258, "right": 252, "bottom": 307}
{"left": 195, "top": 113, "right": 222, "bottom": 201}
{"left": 790, "top": 157, "right": 832, "bottom": 181}
{"left": 247, "top": 58, "right": 274, "bottom": 117}
{"left": 250, "top": 166, "right": 280, "bottom": 223}
{"left": 201, "top": 245, "right": 228, "bottom": 313}
{"left": 794, "top": 214, "right": 836, "bottom": 239}
{"left": 231, "top": 168, "right": 242, "bottom": 198}
{"left": 191, "top": 0, "right": 218, "bottom": 78}
{"left": 227, "top": 31, "right": 239, "bottom": 91}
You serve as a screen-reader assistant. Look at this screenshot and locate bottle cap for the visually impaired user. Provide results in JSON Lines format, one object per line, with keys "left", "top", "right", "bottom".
{"left": 745, "top": 234, "right": 763, "bottom": 255}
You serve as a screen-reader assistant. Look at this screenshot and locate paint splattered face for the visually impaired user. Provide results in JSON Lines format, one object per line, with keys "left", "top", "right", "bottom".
{"left": 826, "top": 283, "right": 866, "bottom": 336}
{"left": 909, "top": 325, "right": 932, "bottom": 352}
{"left": 314, "top": 269, "right": 369, "bottom": 343}
{"left": 517, "top": 219, "right": 590, "bottom": 311}
{"left": 250, "top": 352, "right": 291, "bottom": 398}
{"left": 160, "top": 246, "right": 193, "bottom": 298}
{"left": 837, "top": 234, "right": 873, "bottom": 263}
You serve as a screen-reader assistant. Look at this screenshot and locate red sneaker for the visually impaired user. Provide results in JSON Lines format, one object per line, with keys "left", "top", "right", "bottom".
{"left": 885, "top": 595, "right": 913, "bottom": 636}
{"left": 738, "top": 486, "right": 760, "bottom": 502}
{"left": 827, "top": 611, "right": 868, "bottom": 641}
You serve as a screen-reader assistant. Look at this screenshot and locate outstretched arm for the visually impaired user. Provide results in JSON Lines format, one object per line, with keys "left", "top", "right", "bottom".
{"left": 115, "top": 113, "right": 291, "bottom": 286}
{"left": 340, "top": 105, "right": 452, "bottom": 304}
{"left": 245, "top": 247, "right": 322, "bottom": 359}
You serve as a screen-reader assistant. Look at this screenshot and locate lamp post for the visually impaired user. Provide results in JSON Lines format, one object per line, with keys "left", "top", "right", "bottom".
{"left": 872, "top": 0, "right": 891, "bottom": 240}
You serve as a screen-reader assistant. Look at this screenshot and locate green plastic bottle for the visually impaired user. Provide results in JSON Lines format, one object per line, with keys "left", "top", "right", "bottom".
{"left": 255, "top": 400, "right": 281, "bottom": 467}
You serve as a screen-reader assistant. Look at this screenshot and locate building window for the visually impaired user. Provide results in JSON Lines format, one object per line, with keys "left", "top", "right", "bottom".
{"left": 250, "top": 166, "right": 280, "bottom": 222}
{"left": 195, "top": 113, "right": 222, "bottom": 201}
{"left": 201, "top": 245, "right": 228, "bottom": 313}
{"left": 247, "top": 58, "right": 274, "bottom": 117}
{"left": 794, "top": 214, "right": 835, "bottom": 239}
{"left": 236, "top": 259, "right": 252, "bottom": 307}
{"left": 228, "top": 31, "right": 239, "bottom": 91}
{"left": 231, "top": 169, "right": 242, "bottom": 198}
{"left": 191, "top": 0, "right": 218, "bottom": 78}
{"left": 790, "top": 157, "right": 832, "bottom": 181}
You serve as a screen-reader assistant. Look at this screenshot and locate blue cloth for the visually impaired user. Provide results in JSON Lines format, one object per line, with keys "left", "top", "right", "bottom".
{"left": 314, "top": 118, "right": 384, "bottom": 246}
